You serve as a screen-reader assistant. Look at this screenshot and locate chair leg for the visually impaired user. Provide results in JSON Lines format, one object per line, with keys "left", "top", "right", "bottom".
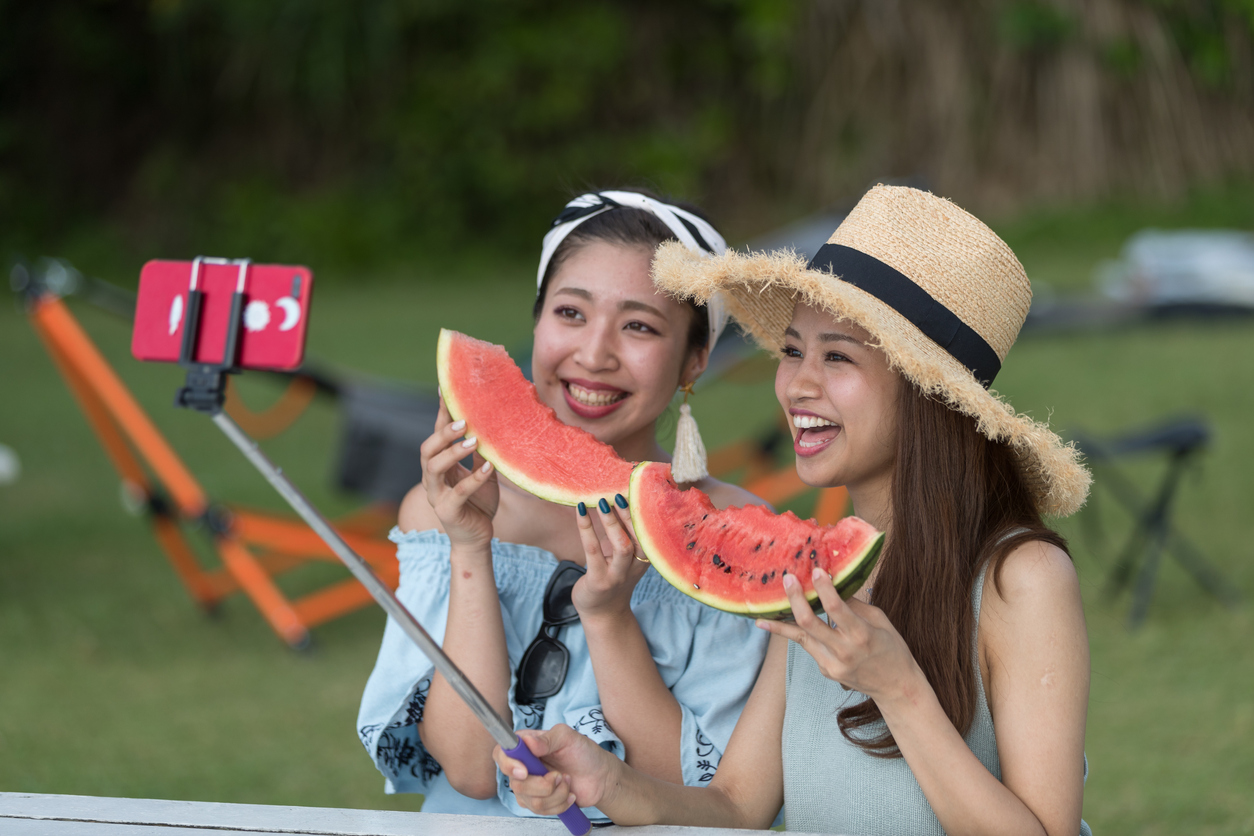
{"left": 1123, "top": 453, "right": 1189, "bottom": 628}
{"left": 150, "top": 515, "right": 236, "bottom": 610}
{"left": 1167, "top": 533, "right": 1244, "bottom": 609}
{"left": 1127, "top": 521, "right": 1169, "bottom": 629}
{"left": 1105, "top": 524, "right": 1148, "bottom": 599}
{"left": 216, "top": 537, "right": 311, "bottom": 648}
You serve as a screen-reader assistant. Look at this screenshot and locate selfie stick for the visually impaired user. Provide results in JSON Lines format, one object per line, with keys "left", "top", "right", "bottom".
{"left": 171, "top": 258, "right": 592, "bottom": 836}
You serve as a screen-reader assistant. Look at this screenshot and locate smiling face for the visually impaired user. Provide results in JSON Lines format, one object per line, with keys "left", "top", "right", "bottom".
{"left": 775, "top": 303, "right": 902, "bottom": 501}
{"left": 531, "top": 240, "right": 706, "bottom": 458}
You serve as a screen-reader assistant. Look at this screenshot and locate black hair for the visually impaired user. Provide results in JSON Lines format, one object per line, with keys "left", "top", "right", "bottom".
{"left": 532, "top": 188, "right": 714, "bottom": 353}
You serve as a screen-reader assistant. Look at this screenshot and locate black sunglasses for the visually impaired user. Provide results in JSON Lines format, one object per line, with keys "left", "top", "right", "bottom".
{"left": 514, "top": 560, "right": 586, "bottom": 706}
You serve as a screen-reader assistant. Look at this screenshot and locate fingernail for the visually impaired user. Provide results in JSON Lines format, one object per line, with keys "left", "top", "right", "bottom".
{"left": 598, "top": 497, "right": 611, "bottom": 514}
{"left": 615, "top": 493, "right": 628, "bottom": 509}
{"left": 782, "top": 573, "right": 796, "bottom": 590}
{"left": 481, "top": 461, "right": 492, "bottom": 473}
{"left": 450, "top": 419, "right": 465, "bottom": 431}
{"left": 513, "top": 767, "right": 526, "bottom": 780}
{"left": 461, "top": 436, "right": 477, "bottom": 448}
{"left": 812, "top": 566, "right": 824, "bottom": 581}
{"left": 577, "top": 502, "right": 587, "bottom": 517}
{"left": 567, "top": 793, "right": 577, "bottom": 806}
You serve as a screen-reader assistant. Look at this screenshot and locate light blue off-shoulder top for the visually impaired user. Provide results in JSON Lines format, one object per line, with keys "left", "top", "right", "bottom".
{"left": 358, "top": 528, "right": 770, "bottom": 820}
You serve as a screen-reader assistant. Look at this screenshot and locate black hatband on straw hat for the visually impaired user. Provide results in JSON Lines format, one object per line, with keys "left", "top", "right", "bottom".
{"left": 808, "top": 244, "right": 1002, "bottom": 388}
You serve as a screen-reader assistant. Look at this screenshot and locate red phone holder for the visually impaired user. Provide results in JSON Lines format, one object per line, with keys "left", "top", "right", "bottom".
{"left": 130, "top": 257, "right": 312, "bottom": 414}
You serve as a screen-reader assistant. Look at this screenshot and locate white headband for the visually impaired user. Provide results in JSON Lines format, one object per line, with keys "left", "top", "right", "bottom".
{"left": 536, "top": 190, "right": 730, "bottom": 353}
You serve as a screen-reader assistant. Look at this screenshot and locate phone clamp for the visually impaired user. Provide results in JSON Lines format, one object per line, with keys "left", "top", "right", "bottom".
{"left": 174, "top": 257, "right": 250, "bottom": 415}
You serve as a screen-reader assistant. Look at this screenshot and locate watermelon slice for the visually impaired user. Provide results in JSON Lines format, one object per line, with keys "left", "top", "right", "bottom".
{"left": 629, "top": 462, "right": 883, "bottom": 618}
{"left": 436, "top": 329, "right": 635, "bottom": 506}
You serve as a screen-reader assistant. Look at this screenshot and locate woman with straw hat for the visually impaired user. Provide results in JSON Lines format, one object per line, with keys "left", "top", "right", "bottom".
{"left": 496, "top": 185, "right": 1094, "bottom": 836}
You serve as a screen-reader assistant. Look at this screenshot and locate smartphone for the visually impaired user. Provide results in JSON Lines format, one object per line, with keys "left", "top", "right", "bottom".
{"left": 131, "top": 259, "right": 313, "bottom": 371}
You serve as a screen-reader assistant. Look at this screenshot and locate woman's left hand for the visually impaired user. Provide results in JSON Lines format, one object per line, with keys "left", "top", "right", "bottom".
{"left": 756, "top": 568, "right": 921, "bottom": 702}
{"left": 570, "top": 495, "right": 649, "bottom": 620}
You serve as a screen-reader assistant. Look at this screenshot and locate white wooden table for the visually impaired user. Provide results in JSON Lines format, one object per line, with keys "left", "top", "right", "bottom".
{"left": 0, "top": 793, "right": 823, "bottom": 835}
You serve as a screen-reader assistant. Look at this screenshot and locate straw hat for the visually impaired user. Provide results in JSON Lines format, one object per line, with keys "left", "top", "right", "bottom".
{"left": 652, "top": 185, "right": 1090, "bottom": 517}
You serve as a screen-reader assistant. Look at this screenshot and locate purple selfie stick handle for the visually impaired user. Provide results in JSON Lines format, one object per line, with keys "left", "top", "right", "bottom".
{"left": 503, "top": 738, "right": 592, "bottom": 835}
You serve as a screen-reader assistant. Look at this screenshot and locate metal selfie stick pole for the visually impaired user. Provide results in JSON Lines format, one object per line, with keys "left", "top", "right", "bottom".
{"left": 171, "top": 257, "right": 591, "bottom": 836}
{"left": 211, "top": 413, "right": 592, "bottom": 835}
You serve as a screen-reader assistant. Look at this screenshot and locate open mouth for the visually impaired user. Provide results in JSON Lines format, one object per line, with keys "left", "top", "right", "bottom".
{"left": 563, "top": 379, "right": 629, "bottom": 418}
{"left": 791, "top": 413, "right": 840, "bottom": 456}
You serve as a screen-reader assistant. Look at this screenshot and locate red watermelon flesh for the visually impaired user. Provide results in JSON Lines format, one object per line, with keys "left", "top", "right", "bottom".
{"left": 436, "top": 329, "right": 634, "bottom": 506}
{"left": 629, "top": 462, "right": 883, "bottom": 618}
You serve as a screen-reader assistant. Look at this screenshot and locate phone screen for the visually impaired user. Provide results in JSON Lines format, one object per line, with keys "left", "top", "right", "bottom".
{"left": 131, "top": 260, "right": 313, "bottom": 371}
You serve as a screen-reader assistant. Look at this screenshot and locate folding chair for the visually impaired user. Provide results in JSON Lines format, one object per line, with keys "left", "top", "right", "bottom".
{"left": 20, "top": 282, "right": 399, "bottom": 648}
{"left": 1074, "top": 416, "right": 1242, "bottom": 628}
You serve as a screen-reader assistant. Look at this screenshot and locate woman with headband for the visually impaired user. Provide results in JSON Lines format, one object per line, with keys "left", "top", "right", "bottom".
{"left": 357, "top": 189, "right": 772, "bottom": 820}
{"left": 499, "top": 186, "right": 1094, "bottom": 836}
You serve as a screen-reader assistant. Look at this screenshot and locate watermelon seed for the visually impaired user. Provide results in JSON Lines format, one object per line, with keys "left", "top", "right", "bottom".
{"left": 702, "top": 514, "right": 708, "bottom": 520}
{"left": 810, "top": 550, "right": 818, "bottom": 561}
{"left": 794, "top": 550, "right": 802, "bottom": 560}
{"left": 712, "top": 555, "right": 723, "bottom": 566}
{"left": 723, "top": 566, "right": 732, "bottom": 574}
{"left": 761, "top": 575, "right": 769, "bottom": 584}
{"left": 693, "top": 583, "right": 700, "bottom": 590}
{"left": 687, "top": 542, "right": 696, "bottom": 550}
{"left": 754, "top": 543, "right": 762, "bottom": 552}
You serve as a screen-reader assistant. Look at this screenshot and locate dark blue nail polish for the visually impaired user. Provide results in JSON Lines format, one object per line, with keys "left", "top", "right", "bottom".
{"left": 598, "top": 497, "right": 611, "bottom": 514}
{"left": 577, "top": 502, "right": 587, "bottom": 517}
{"left": 614, "top": 493, "right": 628, "bottom": 509}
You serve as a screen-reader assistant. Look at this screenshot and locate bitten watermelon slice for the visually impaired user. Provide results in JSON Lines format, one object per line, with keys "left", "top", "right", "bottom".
{"left": 629, "top": 462, "right": 883, "bottom": 618}
{"left": 436, "top": 329, "right": 635, "bottom": 506}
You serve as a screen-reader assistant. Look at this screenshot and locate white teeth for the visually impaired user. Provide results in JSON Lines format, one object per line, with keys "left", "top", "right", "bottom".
{"left": 792, "top": 414, "right": 837, "bottom": 429}
{"left": 568, "top": 383, "right": 627, "bottom": 407}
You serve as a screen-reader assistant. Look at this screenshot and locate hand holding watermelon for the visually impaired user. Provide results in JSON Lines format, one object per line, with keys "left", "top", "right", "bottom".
{"left": 570, "top": 496, "right": 649, "bottom": 620}
{"left": 756, "top": 567, "right": 919, "bottom": 704}
{"left": 419, "top": 396, "right": 500, "bottom": 549}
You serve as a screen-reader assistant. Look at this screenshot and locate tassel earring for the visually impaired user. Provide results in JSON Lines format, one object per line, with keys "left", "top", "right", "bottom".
{"left": 671, "top": 382, "right": 708, "bottom": 484}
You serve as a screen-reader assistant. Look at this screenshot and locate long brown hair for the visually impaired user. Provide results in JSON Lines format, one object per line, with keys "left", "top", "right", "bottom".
{"left": 837, "top": 383, "right": 1069, "bottom": 757}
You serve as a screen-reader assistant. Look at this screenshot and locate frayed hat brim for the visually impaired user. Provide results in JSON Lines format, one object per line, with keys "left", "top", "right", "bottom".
{"left": 652, "top": 241, "right": 1091, "bottom": 517}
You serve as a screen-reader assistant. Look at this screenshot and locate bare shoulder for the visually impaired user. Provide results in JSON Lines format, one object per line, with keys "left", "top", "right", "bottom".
{"left": 990, "top": 539, "right": 1082, "bottom": 606}
{"left": 697, "top": 476, "right": 773, "bottom": 511}
{"left": 980, "top": 539, "right": 1087, "bottom": 659}
{"left": 397, "top": 482, "right": 443, "bottom": 534}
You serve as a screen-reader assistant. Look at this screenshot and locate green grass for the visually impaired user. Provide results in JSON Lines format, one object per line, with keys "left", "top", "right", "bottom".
{"left": 2, "top": 192, "right": 1253, "bottom": 833}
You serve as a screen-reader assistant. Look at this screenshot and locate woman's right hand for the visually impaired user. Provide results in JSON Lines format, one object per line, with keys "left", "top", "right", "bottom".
{"left": 493, "top": 726, "right": 618, "bottom": 816}
{"left": 420, "top": 396, "right": 499, "bottom": 548}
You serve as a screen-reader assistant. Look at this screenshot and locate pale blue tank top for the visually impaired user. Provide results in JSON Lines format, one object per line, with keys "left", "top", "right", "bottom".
{"left": 781, "top": 552, "right": 1091, "bottom": 835}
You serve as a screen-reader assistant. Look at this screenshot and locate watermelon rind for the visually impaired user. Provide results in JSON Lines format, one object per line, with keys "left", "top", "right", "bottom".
{"left": 629, "top": 462, "right": 883, "bottom": 620}
{"left": 436, "top": 329, "right": 633, "bottom": 506}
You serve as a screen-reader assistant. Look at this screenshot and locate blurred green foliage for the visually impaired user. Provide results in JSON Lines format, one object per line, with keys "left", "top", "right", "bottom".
{"left": 998, "top": 1, "right": 1077, "bottom": 54}
{"left": 2, "top": 0, "right": 1254, "bottom": 277}
{"left": 0, "top": 0, "right": 798, "bottom": 272}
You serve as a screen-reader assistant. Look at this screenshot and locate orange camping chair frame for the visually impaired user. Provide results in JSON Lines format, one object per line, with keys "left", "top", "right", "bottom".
{"left": 26, "top": 291, "right": 398, "bottom": 648}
